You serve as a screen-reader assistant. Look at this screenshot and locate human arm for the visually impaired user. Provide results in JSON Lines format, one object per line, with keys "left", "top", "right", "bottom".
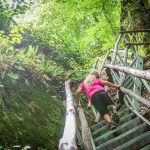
{"left": 76, "top": 86, "right": 82, "bottom": 107}
{"left": 101, "top": 80, "right": 120, "bottom": 89}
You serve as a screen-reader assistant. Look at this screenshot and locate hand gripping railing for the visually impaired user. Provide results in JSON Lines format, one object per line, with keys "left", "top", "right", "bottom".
{"left": 59, "top": 80, "right": 77, "bottom": 150}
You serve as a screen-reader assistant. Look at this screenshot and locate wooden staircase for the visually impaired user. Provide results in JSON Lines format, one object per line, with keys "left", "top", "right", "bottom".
{"left": 87, "top": 30, "right": 150, "bottom": 150}
{"left": 90, "top": 106, "right": 150, "bottom": 150}
{"left": 59, "top": 30, "right": 150, "bottom": 150}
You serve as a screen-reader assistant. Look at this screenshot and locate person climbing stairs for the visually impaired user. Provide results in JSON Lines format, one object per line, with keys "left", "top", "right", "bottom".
{"left": 59, "top": 30, "right": 150, "bottom": 150}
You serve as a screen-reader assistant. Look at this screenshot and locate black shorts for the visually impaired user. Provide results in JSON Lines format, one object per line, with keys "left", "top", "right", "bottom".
{"left": 91, "top": 90, "right": 113, "bottom": 117}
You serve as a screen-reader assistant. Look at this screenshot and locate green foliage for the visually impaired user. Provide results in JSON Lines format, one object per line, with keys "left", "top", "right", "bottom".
{"left": 0, "top": 76, "right": 64, "bottom": 148}
{"left": 0, "top": 0, "right": 122, "bottom": 148}
{"left": 18, "top": 0, "right": 120, "bottom": 71}
{"left": 7, "top": 72, "right": 19, "bottom": 85}
{"left": 121, "top": 0, "right": 150, "bottom": 57}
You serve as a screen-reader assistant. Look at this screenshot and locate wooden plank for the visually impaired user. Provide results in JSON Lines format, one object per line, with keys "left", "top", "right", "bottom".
{"left": 111, "top": 34, "right": 122, "bottom": 65}
{"left": 76, "top": 128, "right": 84, "bottom": 150}
{"left": 141, "top": 79, "right": 150, "bottom": 93}
{"left": 90, "top": 121, "right": 106, "bottom": 131}
{"left": 114, "top": 131, "right": 150, "bottom": 150}
{"left": 116, "top": 51, "right": 126, "bottom": 66}
{"left": 92, "top": 108, "right": 130, "bottom": 137}
{"left": 93, "top": 117, "right": 141, "bottom": 145}
{"left": 96, "top": 123, "right": 147, "bottom": 150}
{"left": 123, "top": 76, "right": 134, "bottom": 89}
{"left": 120, "top": 29, "right": 150, "bottom": 34}
{"left": 78, "top": 107, "right": 93, "bottom": 150}
{"left": 126, "top": 42, "right": 150, "bottom": 45}
{"left": 94, "top": 113, "right": 135, "bottom": 143}
{"left": 129, "top": 58, "right": 137, "bottom": 67}
{"left": 92, "top": 57, "right": 99, "bottom": 69}
{"left": 130, "top": 107, "right": 150, "bottom": 126}
{"left": 140, "top": 144, "right": 150, "bottom": 150}
{"left": 132, "top": 56, "right": 143, "bottom": 111}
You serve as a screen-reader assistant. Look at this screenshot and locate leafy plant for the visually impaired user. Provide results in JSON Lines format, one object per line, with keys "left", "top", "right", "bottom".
{"left": 7, "top": 72, "right": 20, "bottom": 85}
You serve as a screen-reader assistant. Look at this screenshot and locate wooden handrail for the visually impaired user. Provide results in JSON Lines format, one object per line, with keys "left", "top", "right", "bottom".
{"left": 126, "top": 42, "right": 150, "bottom": 45}
{"left": 78, "top": 107, "right": 93, "bottom": 150}
{"left": 120, "top": 87, "right": 150, "bottom": 108}
{"left": 129, "top": 107, "right": 150, "bottom": 126}
{"left": 105, "top": 64, "right": 150, "bottom": 81}
{"left": 59, "top": 80, "right": 77, "bottom": 150}
{"left": 120, "top": 29, "right": 150, "bottom": 34}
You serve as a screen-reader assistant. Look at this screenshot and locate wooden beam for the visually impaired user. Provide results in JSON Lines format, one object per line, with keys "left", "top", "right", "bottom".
{"left": 129, "top": 107, "right": 150, "bottom": 126}
{"left": 92, "top": 57, "right": 100, "bottom": 69}
{"left": 120, "top": 29, "right": 150, "bottom": 34}
{"left": 78, "top": 107, "right": 94, "bottom": 150}
{"left": 126, "top": 42, "right": 150, "bottom": 45}
{"left": 120, "top": 87, "right": 150, "bottom": 108}
{"left": 111, "top": 34, "right": 122, "bottom": 65}
{"left": 99, "top": 51, "right": 110, "bottom": 73}
{"left": 59, "top": 80, "right": 77, "bottom": 150}
{"left": 105, "top": 64, "right": 150, "bottom": 81}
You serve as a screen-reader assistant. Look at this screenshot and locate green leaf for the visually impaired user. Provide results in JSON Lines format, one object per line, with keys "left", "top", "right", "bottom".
{"left": 7, "top": 72, "right": 20, "bottom": 80}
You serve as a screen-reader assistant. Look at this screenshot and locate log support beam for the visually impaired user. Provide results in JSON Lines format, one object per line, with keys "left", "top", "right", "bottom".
{"left": 78, "top": 107, "right": 94, "bottom": 150}
{"left": 59, "top": 80, "right": 77, "bottom": 150}
{"left": 105, "top": 64, "right": 150, "bottom": 81}
{"left": 120, "top": 87, "right": 150, "bottom": 108}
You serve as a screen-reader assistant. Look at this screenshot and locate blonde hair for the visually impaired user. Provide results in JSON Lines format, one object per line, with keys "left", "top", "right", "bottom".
{"left": 84, "top": 71, "right": 100, "bottom": 87}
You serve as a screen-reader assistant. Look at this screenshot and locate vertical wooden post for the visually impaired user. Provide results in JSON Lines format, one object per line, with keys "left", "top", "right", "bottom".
{"left": 111, "top": 34, "right": 122, "bottom": 65}
{"left": 120, "top": 47, "right": 128, "bottom": 85}
{"left": 59, "top": 80, "right": 77, "bottom": 150}
{"left": 132, "top": 56, "right": 143, "bottom": 111}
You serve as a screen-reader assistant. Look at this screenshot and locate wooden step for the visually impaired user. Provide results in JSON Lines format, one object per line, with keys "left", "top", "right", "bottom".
{"left": 94, "top": 117, "right": 141, "bottom": 145}
{"left": 118, "top": 108, "right": 130, "bottom": 117}
{"left": 140, "top": 144, "right": 150, "bottom": 150}
{"left": 92, "top": 114, "right": 136, "bottom": 138}
{"left": 117, "top": 112, "right": 135, "bottom": 126}
{"left": 96, "top": 122, "right": 148, "bottom": 150}
{"left": 117, "top": 104, "right": 126, "bottom": 112}
{"left": 90, "top": 108, "right": 130, "bottom": 132}
{"left": 90, "top": 120, "right": 107, "bottom": 132}
{"left": 92, "top": 112, "right": 135, "bottom": 139}
{"left": 114, "top": 131, "right": 150, "bottom": 150}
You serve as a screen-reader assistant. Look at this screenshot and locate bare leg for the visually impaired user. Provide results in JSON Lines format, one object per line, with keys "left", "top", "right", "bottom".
{"left": 103, "top": 113, "right": 112, "bottom": 123}
{"left": 103, "top": 113, "right": 117, "bottom": 129}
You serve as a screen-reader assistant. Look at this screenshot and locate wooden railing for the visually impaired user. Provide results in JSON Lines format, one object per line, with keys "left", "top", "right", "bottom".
{"left": 59, "top": 80, "right": 77, "bottom": 150}
{"left": 100, "top": 30, "right": 150, "bottom": 111}
{"left": 59, "top": 30, "right": 150, "bottom": 149}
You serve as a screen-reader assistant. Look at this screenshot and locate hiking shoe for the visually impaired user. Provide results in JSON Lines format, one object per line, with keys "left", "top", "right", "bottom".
{"left": 107, "top": 105, "right": 120, "bottom": 123}
{"left": 109, "top": 122, "right": 117, "bottom": 130}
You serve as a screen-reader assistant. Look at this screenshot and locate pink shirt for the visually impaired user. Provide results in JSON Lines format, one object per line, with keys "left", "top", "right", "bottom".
{"left": 79, "top": 78, "right": 106, "bottom": 102}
